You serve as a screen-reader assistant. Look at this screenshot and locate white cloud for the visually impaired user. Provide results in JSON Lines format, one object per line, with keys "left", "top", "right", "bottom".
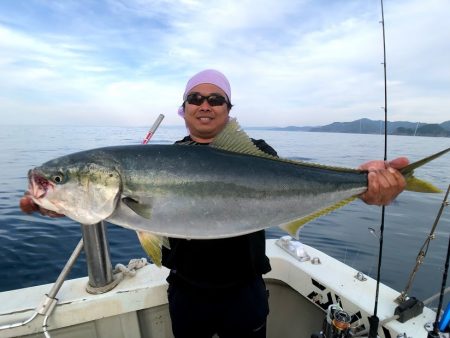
{"left": 0, "top": 0, "right": 449, "bottom": 127}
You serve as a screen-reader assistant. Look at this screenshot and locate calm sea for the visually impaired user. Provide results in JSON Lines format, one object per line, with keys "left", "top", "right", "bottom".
{"left": 0, "top": 125, "right": 449, "bottom": 308}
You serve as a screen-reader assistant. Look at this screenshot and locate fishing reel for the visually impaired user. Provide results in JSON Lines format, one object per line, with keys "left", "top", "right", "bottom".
{"left": 312, "top": 304, "right": 354, "bottom": 338}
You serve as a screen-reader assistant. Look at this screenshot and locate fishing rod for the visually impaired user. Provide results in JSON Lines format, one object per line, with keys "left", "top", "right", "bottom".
{"left": 309, "top": 3, "right": 392, "bottom": 337}
{"left": 353, "top": 185, "right": 450, "bottom": 337}
{"left": 368, "top": 0, "right": 388, "bottom": 336}
{"left": 429, "top": 234, "right": 450, "bottom": 337}
{"left": 142, "top": 114, "right": 165, "bottom": 144}
{"left": 370, "top": 3, "right": 449, "bottom": 334}
{"left": 397, "top": 184, "right": 450, "bottom": 303}
{"left": 310, "top": 2, "right": 392, "bottom": 337}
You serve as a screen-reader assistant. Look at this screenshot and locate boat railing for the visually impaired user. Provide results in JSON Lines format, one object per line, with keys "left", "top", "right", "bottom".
{"left": 0, "top": 221, "right": 120, "bottom": 336}
{"left": 81, "top": 222, "right": 120, "bottom": 294}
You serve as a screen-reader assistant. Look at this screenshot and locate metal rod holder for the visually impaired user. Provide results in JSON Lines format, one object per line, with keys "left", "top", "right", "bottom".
{"left": 81, "top": 222, "right": 118, "bottom": 294}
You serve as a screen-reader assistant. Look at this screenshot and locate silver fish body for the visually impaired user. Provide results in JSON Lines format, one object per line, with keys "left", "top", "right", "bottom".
{"left": 29, "top": 144, "right": 367, "bottom": 239}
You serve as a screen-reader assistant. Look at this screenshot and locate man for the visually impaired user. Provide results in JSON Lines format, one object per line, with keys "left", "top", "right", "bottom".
{"left": 162, "top": 69, "right": 275, "bottom": 338}
{"left": 161, "top": 69, "right": 407, "bottom": 338}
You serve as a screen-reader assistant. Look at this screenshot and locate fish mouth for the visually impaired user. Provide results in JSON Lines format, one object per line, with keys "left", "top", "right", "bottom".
{"left": 28, "top": 169, "right": 54, "bottom": 199}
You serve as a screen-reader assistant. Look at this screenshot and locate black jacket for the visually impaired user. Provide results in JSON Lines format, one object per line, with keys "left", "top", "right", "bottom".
{"left": 161, "top": 136, "right": 277, "bottom": 289}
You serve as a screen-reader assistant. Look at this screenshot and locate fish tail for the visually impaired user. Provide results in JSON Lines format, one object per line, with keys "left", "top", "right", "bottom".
{"left": 401, "top": 147, "right": 449, "bottom": 193}
{"left": 404, "top": 177, "right": 442, "bottom": 193}
{"left": 136, "top": 231, "right": 170, "bottom": 267}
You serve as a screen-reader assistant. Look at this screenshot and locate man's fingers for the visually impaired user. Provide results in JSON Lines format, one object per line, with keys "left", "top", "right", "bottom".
{"left": 361, "top": 167, "right": 406, "bottom": 205}
{"left": 19, "top": 194, "right": 65, "bottom": 218}
{"left": 19, "top": 196, "right": 39, "bottom": 214}
{"left": 41, "top": 209, "right": 65, "bottom": 218}
{"left": 388, "top": 157, "right": 409, "bottom": 170}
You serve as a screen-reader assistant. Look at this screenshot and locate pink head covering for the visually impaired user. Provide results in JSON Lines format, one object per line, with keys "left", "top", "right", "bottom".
{"left": 178, "top": 69, "right": 231, "bottom": 116}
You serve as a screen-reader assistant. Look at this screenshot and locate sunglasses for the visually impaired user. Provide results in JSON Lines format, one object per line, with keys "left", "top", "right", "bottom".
{"left": 185, "top": 93, "right": 228, "bottom": 107}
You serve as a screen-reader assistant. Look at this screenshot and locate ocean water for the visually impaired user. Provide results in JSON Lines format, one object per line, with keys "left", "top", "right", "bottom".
{"left": 0, "top": 124, "right": 449, "bottom": 309}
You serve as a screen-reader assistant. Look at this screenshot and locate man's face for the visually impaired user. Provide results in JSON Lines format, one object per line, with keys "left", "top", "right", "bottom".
{"left": 183, "top": 83, "right": 230, "bottom": 143}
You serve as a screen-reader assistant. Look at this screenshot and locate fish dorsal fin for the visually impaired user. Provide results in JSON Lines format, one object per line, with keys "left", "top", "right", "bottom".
{"left": 210, "top": 118, "right": 276, "bottom": 160}
{"left": 279, "top": 196, "right": 357, "bottom": 239}
{"left": 211, "top": 118, "right": 361, "bottom": 173}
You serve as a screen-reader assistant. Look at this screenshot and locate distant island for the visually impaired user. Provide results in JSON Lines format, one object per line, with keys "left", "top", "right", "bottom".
{"left": 260, "top": 118, "right": 450, "bottom": 137}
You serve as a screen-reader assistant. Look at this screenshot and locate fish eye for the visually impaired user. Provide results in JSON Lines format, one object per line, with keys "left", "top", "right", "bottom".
{"left": 52, "top": 173, "right": 65, "bottom": 184}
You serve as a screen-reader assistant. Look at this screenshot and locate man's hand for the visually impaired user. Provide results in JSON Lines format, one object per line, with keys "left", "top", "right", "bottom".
{"left": 19, "top": 193, "right": 64, "bottom": 218}
{"left": 358, "top": 157, "right": 409, "bottom": 205}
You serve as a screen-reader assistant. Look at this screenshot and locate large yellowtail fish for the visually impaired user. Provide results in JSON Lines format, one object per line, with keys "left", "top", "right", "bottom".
{"left": 21, "top": 119, "right": 449, "bottom": 265}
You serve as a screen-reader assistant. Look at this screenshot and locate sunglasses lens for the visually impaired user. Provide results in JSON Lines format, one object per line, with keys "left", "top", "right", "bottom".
{"left": 207, "top": 95, "right": 226, "bottom": 106}
{"left": 186, "top": 94, "right": 204, "bottom": 105}
{"left": 186, "top": 94, "right": 227, "bottom": 106}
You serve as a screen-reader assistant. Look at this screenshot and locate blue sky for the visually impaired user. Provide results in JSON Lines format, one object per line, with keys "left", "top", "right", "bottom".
{"left": 0, "top": 0, "right": 449, "bottom": 127}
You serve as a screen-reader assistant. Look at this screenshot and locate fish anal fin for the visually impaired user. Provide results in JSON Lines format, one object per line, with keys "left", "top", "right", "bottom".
{"left": 279, "top": 197, "right": 357, "bottom": 239}
{"left": 122, "top": 196, "right": 153, "bottom": 219}
{"left": 136, "top": 231, "right": 170, "bottom": 267}
{"left": 279, "top": 218, "right": 309, "bottom": 240}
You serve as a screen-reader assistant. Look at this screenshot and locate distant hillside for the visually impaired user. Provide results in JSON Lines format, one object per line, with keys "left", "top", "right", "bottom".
{"left": 439, "top": 120, "right": 450, "bottom": 131}
{"left": 246, "top": 126, "right": 314, "bottom": 131}
{"left": 394, "top": 123, "right": 450, "bottom": 137}
{"left": 308, "top": 119, "right": 450, "bottom": 137}
{"left": 266, "top": 126, "right": 314, "bottom": 132}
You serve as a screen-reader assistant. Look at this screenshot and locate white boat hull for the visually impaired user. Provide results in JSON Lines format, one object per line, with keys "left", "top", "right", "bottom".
{"left": 0, "top": 239, "right": 436, "bottom": 337}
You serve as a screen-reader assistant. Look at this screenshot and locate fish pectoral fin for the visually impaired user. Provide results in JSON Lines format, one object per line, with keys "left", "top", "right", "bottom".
{"left": 122, "top": 196, "right": 153, "bottom": 219}
{"left": 136, "top": 231, "right": 170, "bottom": 267}
{"left": 279, "top": 196, "right": 357, "bottom": 239}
